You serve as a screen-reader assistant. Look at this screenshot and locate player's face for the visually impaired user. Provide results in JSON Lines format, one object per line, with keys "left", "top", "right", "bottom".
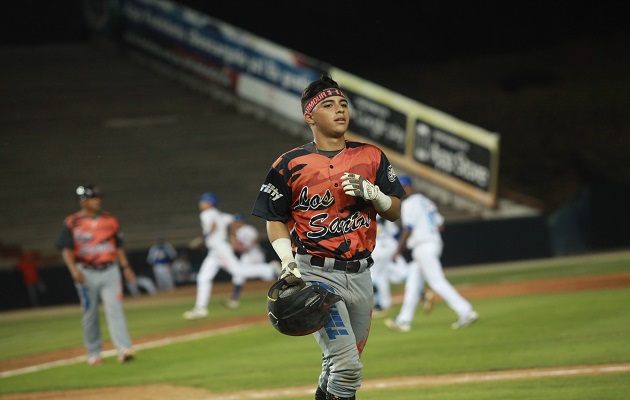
{"left": 308, "top": 96, "right": 350, "bottom": 138}
{"left": 80, "top": 197, "right": 101, "bottom": 213}
{"left": 199, "top": 200, "right": 212, "bottom": 211}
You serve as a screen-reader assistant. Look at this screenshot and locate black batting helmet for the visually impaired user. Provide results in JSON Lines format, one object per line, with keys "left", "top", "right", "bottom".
{"left": 76, "top": 185, "right": 101, "bottom": 200}
{"left": 267, "top": 277, "right": 342, "bottom": 336}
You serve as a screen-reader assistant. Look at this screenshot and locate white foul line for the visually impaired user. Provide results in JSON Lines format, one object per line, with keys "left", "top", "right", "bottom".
{"left": 0, "top": 322, "right": 261, "bottom": 378}
{"left": 199, "top": 363, "right": 630, "bottom": 399}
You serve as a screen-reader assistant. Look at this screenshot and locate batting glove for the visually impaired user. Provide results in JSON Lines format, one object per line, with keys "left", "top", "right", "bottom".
{"left": 341, "top": 172, "right": 392, "bottom": 212}
{"left": 280, "top": 260, "right": 302, "bottom": 279}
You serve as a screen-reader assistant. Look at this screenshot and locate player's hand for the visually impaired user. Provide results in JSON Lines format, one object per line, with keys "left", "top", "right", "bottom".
{"left": 122, "top": 267, "right": 136, "bottom": 283}
{"left": 280, "top": 260, "right": 302, "bottom": 279}
{"left": 72, "top": 270, "right": 85, "bottom": 284}
{"left": 341, "top": 172, "right": 380, "bottom": 201}
{"left": 188, "top": 236, "right": 205, "bottom": 250}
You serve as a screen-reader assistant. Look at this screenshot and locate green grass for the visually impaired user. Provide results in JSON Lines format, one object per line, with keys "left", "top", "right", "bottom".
{"left": 353, "top": 374, "right": 630, "bottom": 400}
{"left": 1, "top": 251, "right": 629, "bottom": 398}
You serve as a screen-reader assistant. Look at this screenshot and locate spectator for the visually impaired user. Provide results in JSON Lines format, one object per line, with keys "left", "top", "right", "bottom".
{"left": 146, "top": 236, "right": 177, "bottom": 292}
{"left": 126, "top": 273, "right": 158, "bottom": 297}
{"left": 17, "top": 250, "right": 46, "bottom": 307}
{"left": 171, "top": 251, "right": 194, "bottom": 285}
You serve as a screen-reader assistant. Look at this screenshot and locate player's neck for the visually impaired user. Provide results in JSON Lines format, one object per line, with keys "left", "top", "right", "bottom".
{"left": 81, "top": 208, "right": 100, "bottom": 218}
{"left": 312, "top": 137, "right": 345, "bottom": 152}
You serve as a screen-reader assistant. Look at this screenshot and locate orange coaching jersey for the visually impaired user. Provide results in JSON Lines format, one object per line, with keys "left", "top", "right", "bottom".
{"left": 55, "top": 211, "right": 122, "bottom": 265}
{"left": 252, "top": 141, "right": 405, "bottom": 260}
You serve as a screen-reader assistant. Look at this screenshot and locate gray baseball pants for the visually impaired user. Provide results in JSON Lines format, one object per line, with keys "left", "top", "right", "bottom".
{"left": 296, "top": 254, "right": 373, "bottom": 399}
{"left": 75, "top": 265, "right": 133, "bottom": 358}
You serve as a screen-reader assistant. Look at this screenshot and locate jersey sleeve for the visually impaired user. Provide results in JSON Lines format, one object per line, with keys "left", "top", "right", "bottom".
{"left": 115, "top": 230, "right": 124, "bottom": 247}
{"left": 55, "top": 223, "right": 73, "bottom": 250}
{"left": 374, "top": 151, "right": 406, "bottom": 199}
{"left": 251, "top": 157, "right": 293, "bottom": 223}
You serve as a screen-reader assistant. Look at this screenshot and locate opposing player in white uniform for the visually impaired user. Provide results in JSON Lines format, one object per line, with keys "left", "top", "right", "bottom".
{"left": 183, "top": 193, "right": 239, "bottom": 320}
{"left": 223, "top": 214, "right": 280, "bottom": 308}
{"left": 386, "top": 176, "right": 478, "bottom": 331}
{"left": 372, "top": 216, "right": 433, "bottom": 317}
{"left": 370, "top": 215, "right": 404, "bottom": 315}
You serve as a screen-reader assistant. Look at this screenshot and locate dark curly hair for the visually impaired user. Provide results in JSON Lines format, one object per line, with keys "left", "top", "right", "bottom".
{"left": 300, "top": 74, "right": 340, "bottom": 113}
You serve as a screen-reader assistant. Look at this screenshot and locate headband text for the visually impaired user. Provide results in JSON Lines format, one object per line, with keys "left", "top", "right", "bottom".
{"left": 303, "top": 88, "right": 346, "bottom": 114}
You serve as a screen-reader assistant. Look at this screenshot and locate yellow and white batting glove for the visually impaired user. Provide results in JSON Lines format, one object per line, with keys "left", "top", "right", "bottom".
{"left": 341, "top": 172, "right": 392, "bottom": 212}
{"left": 271, "top": 238, "right": 302, "bottom": 279}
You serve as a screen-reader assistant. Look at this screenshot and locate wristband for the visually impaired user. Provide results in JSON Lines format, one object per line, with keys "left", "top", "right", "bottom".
{"left": 271, "top": 238, "right": 295, "bottom": 265}
{"left": 372, "top": 187, "right": 392, "bottom": 212}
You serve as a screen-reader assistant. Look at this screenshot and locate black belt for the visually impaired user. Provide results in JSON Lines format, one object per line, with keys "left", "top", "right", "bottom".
{"left": 82, "top": 261, "right": 116, "bottom": 270}
{"left": 310, "top": 256, "right": 373, "bottom": 273}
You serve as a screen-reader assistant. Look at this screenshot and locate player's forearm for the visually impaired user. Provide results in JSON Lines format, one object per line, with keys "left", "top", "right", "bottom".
{"left": 61, "top": 248, "right": 82, "bottom": 282}
{"left": 378, "top": 196, "right": 401, "bottom": 221}
{"left": 61, "top": 248, "right": 77, "bottom": 273}
{"left": 267, "top": 220, "right": 295, "bottom": 265}
{"left": 266, "top": 220, "right": 290, "bottom": 243}
{"left": 116, "top": 248, "right": 131, "bottom": 269}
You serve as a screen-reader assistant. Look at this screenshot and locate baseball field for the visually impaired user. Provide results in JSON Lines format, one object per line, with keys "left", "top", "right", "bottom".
{"left": 1, "top": 250, "right": 629, "bottom": 399}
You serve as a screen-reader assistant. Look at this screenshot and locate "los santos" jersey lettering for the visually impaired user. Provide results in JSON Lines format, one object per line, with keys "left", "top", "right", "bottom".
{"left": 252, "top": 141, "right": 405, "bottom": 260}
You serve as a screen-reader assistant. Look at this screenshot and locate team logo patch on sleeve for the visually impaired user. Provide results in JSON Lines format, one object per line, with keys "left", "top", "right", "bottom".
{"left": 260, "top": 183, "right": 283, "bottom": 201}
{"left": 387, "top": 165, "right": 398, "bottom": 182}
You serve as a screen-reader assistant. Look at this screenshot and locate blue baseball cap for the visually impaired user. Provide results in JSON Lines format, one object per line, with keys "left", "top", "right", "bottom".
{"left": 234, "top": 213, "right": 246, "bottom": 221}
{"left": 398, "top": 176, "right": 413, "bottom": 186}
{"left": 199, "top": 192, "right": 219, "bottom": 205}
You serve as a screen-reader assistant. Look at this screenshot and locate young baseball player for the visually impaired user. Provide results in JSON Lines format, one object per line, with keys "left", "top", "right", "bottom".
{"left": 252, "top": 74, "right": 405, "bottom": 400}
{"left": 370, "top": 215, "right": 399, "bottom": 315}
{"left": 183, "top": 192, "right": 240, "bottom": 320}
{"left": 55, "top": 185, "right": 136, "bottom": 365}
{"left": 385, "top": 176, "right": 479, "bottom": 332}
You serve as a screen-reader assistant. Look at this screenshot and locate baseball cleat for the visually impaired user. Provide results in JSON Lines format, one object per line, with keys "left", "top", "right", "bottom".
{"left": 451, "top": 311, "right": 479, "bottom": 330}
{"left": 183, "top": 308, "right": 208, "bottom": 320}
{"left": 385, "top": 318, "right": 411, "bottom": 332}
{"left": 422, "top": 289, "right": 435, "bottom": 314}
{"left": 371, "top": 306, "right": 387, "bottom": 318}
{"left": 118, "top": 349, "right": 135, "bottom": 363}
{"left": 87, "top": 355, "right": 102, "bottom": 365}
{"left": 223, "top": 299, "right": 240, "bottom": 309}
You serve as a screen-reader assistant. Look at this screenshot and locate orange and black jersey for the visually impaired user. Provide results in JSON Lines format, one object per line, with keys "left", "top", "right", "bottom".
{"left": 252, "top": 141, "right": 405, "bottom": 260}
{"left": 55, "top": 211, "right": 123, "bottom": 265}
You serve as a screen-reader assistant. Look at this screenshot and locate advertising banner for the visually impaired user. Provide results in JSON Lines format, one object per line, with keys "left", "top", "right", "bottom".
{"left": 102, "top": 0, "right": 501, "bottom": 207}
{"left": 332, "top": 68, "right": 500, "bottom": 207}
{"left": 120, "top": 0, "right": 322, "bottom": 123}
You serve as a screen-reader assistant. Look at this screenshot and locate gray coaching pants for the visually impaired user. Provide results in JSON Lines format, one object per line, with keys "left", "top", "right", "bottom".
{"left": 75, "top": 264, "right": 133, "bottom": 357}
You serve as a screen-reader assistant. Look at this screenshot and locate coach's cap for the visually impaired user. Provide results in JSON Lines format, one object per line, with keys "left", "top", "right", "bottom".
{"left": 398, "top": 176, "right": 413, "bottom": 186}
{"left": 234, "top": 213, "right": 246, "bottom": 221}
{"left": 199, "top": 192, "right": 219, "bottom": 205}
{"left": 76, "top": 185, "right": 101, "bottom": 200}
